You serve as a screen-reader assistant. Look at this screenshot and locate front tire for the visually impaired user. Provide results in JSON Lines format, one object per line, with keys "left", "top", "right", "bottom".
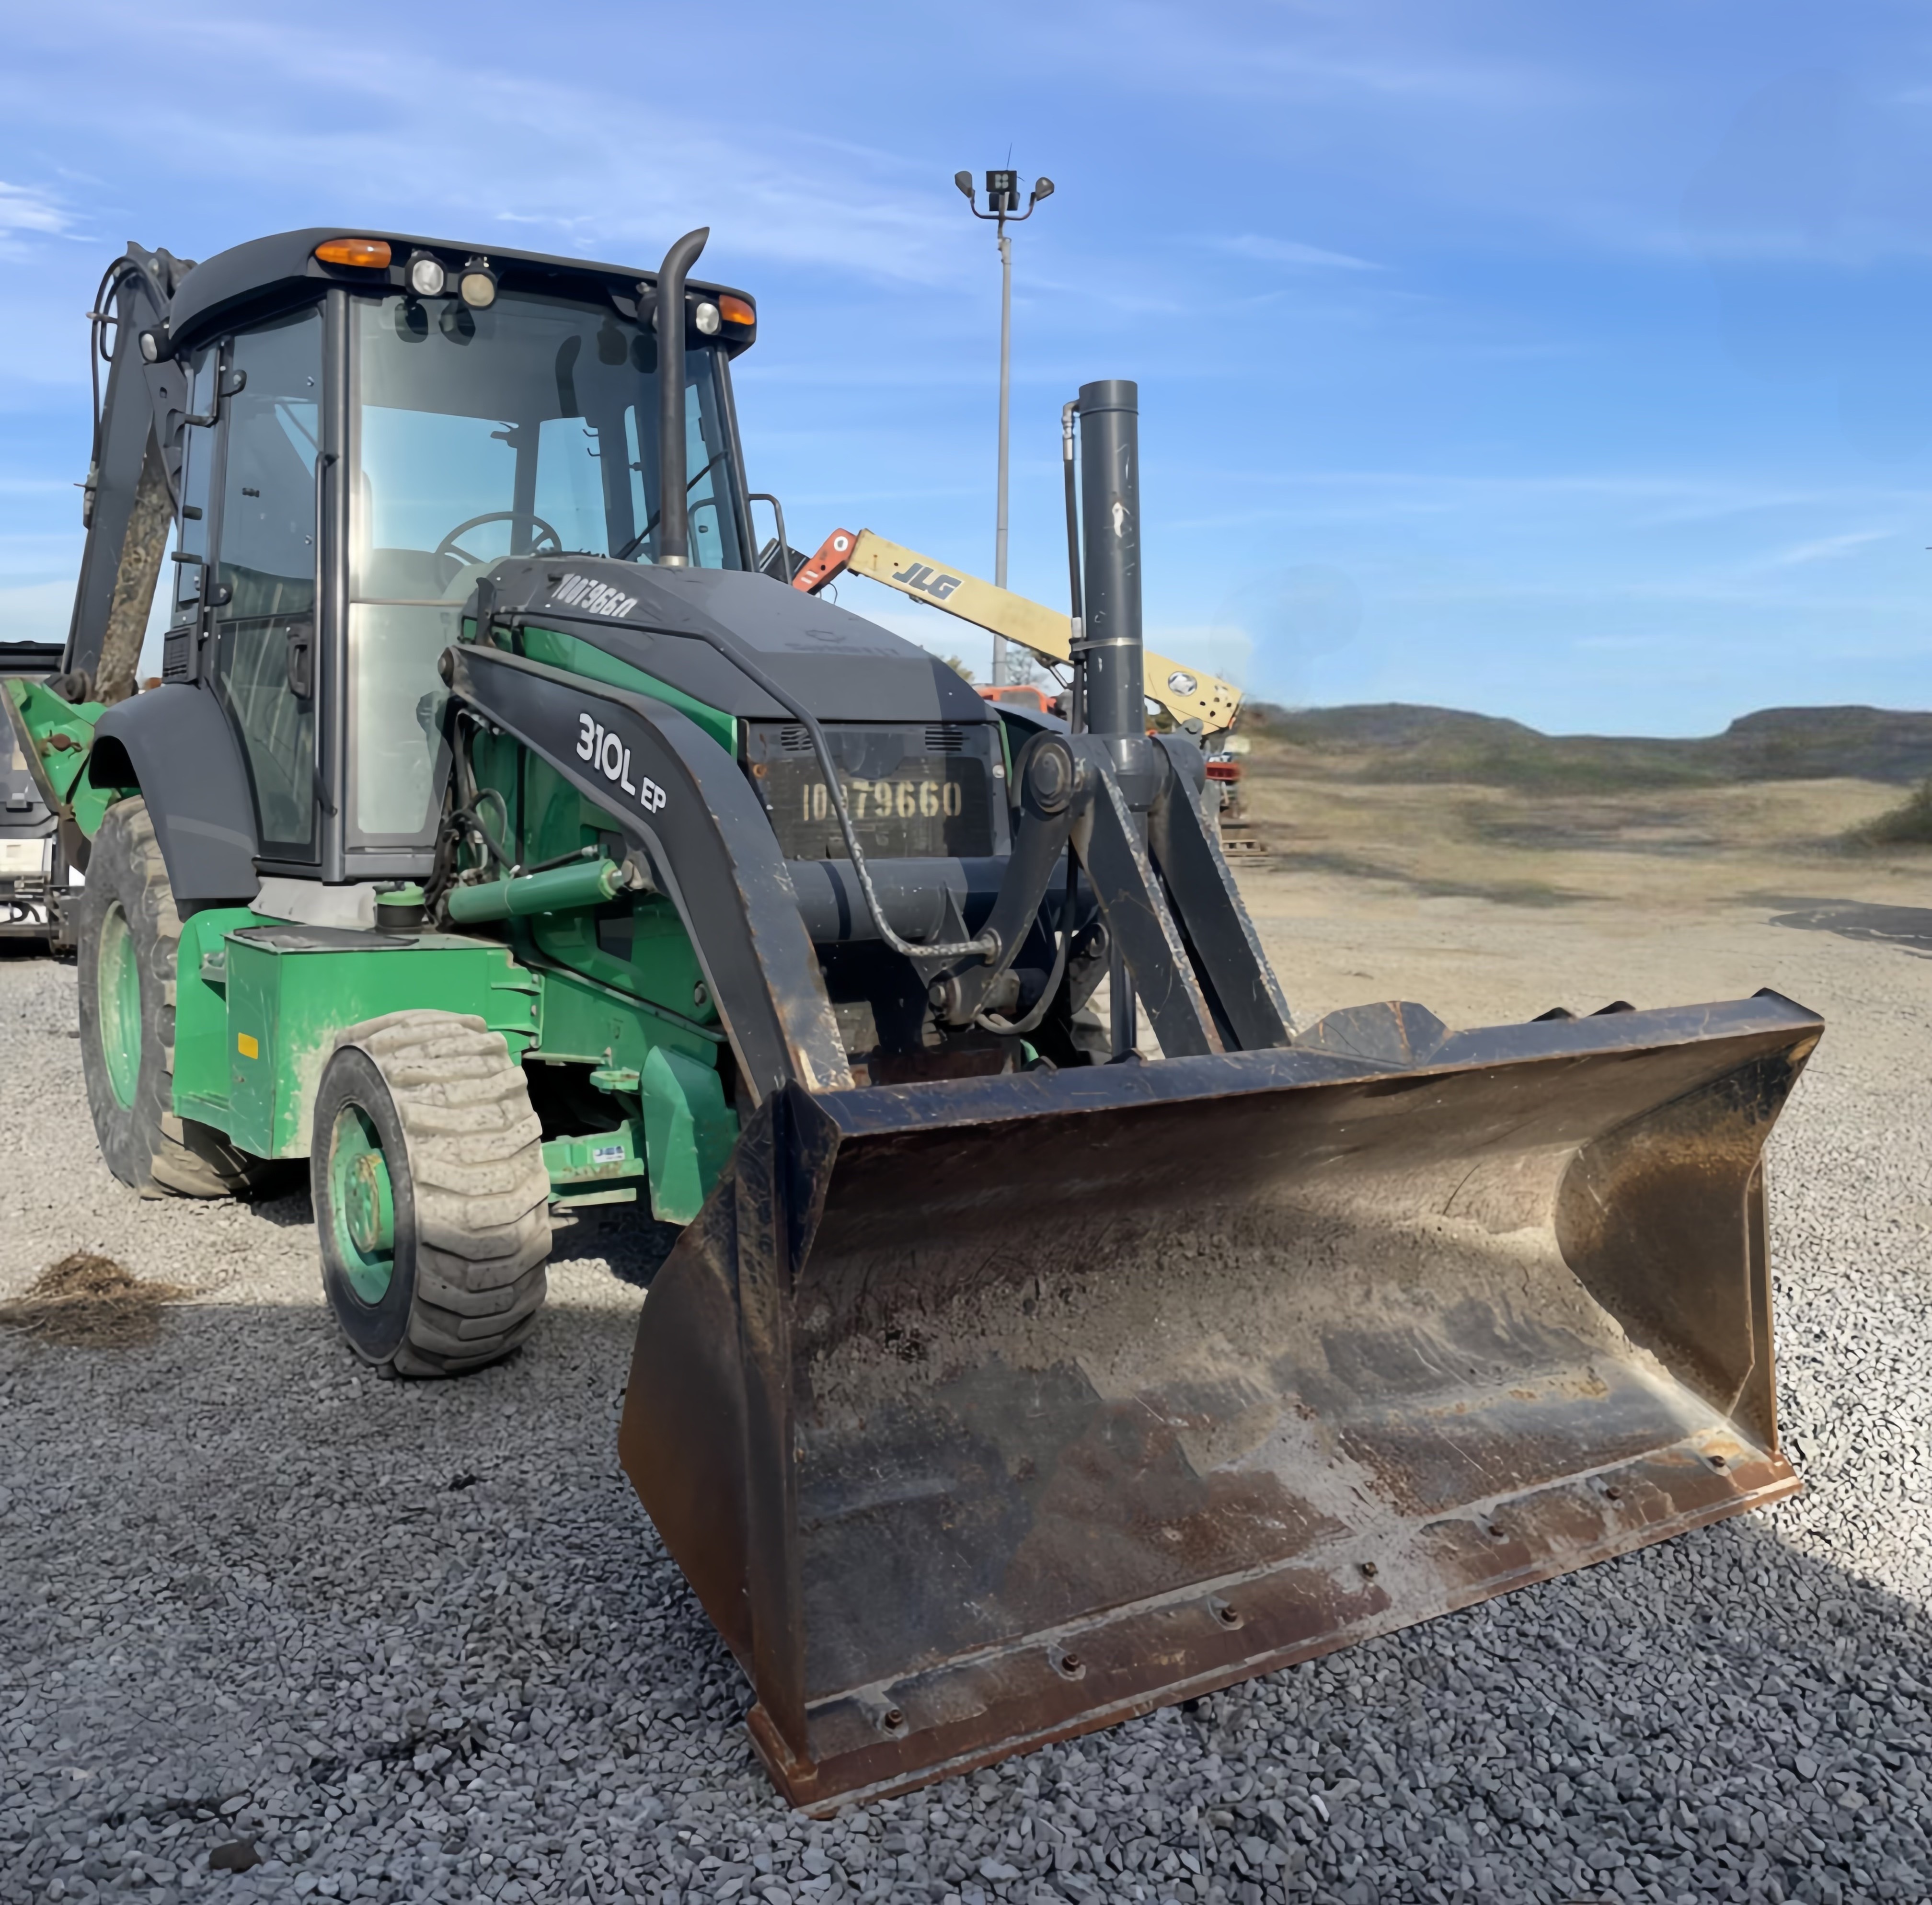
{"left": 76, "top": 797, "right": 278, "bottom": 1197}
{"left": 313, "top": 1010, "right": 552, "bottom": 1377}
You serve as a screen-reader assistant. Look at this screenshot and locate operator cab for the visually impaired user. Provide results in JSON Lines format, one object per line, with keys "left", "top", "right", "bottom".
{"left": 152, "top": 230, "right": 760, "bottom": 884}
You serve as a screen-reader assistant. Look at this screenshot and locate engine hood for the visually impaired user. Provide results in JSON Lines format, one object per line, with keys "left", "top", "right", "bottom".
{"left": 475, "top": 558, "right": 992, "bottom": 726}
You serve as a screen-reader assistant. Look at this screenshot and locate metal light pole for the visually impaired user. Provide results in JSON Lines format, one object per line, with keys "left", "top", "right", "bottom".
{"left": 955, "top": 167, "right": 1054, "bottom": 683}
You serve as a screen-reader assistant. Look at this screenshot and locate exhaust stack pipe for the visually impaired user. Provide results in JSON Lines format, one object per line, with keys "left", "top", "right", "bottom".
{"left": 1076, "top": 379, "right": 1150, "bottom": 1056}
{"left": 1076, "top": 379, "right": 1142, "bottom": 742}
{"left": 654, "top": 227, "right": 709, "bottom": 568}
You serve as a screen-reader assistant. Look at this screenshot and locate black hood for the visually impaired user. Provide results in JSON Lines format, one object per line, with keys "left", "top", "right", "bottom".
{"left": 477, "top": 558, "right": 992, "bottom": 727}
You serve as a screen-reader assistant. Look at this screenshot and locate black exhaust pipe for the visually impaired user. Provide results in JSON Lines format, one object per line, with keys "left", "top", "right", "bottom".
{"left": 1076, "top": 379, "right": 1152, "bottom": 1058}
{"left": 654, "top": 227, "right": 709, "bottom": 568}
{"left": 1076, "top": 379, "right": 1142, "bottom": 744}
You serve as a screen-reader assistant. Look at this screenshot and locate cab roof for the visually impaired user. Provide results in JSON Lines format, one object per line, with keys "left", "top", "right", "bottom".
{"left": 164, "top": 227, "right": 755, "bottom": 356}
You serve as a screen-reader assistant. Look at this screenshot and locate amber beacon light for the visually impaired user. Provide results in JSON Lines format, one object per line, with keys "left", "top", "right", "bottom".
{"left": 313, "top": 237, "right": 393, "bottom": 268}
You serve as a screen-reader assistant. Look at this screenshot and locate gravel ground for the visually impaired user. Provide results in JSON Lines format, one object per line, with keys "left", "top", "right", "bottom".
{"left": 3, "top": 895, "right": 1932, "bottom": 1905}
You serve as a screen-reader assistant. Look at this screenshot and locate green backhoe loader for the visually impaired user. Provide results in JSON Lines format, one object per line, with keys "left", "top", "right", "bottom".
{"left": 5, "top": 225, "right": 1821, "bottom": 1812}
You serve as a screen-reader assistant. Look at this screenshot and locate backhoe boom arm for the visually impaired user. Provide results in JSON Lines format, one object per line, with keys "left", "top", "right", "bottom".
{"left": 64, "top": 244, "right": 196, "bottom": 704}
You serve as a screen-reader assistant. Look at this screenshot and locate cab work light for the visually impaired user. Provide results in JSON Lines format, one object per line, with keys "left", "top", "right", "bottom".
{"left": 460, "top": 261, "right": 498, "bottom": 309}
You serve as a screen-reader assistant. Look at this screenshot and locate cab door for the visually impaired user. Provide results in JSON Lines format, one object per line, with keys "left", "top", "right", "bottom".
{"left": 207, "top": 306, "right": 325, "bottom": 866}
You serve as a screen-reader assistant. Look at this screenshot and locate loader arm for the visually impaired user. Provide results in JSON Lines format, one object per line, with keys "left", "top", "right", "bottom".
{"left": 794, "top": 528, "right": 1243, "bottom": 735}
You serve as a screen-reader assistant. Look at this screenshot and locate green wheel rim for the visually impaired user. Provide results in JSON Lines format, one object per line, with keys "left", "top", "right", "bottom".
{"left": 97, "top": 901, "right": 142, "bottom": 1110}
{"left": 329, "top": 1104, "right": 397, "bottom": 1304}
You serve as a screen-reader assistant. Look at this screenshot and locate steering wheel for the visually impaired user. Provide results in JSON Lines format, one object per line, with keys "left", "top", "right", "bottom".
{"left": 434, "top": 511, "right": 564, "bottom": 585}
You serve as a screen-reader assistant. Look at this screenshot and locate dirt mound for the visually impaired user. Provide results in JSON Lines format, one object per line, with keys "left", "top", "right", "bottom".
{"left": 0, "top": 1252, "right": 194, "bottom": 1347}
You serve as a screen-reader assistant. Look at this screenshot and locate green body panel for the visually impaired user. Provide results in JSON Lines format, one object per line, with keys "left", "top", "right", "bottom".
{"left": 640, "top": 1045, "right": 737, "bottom": 1224}
{"left": 172, "top": 907, "right": 262, "bottom": 1124}
{"left": 2, "top": 677, "right": 125, "bottom": 836}
{"left": 174, "top": 912, "right": 737, "bottom": 1216}
{"left": 511, "top": 622, "right": 737, "bottom": 755}
{"left": 222, "top": 930, "right": 540, "bottom": 1159}
{"left": 531, "top": 959, "right": 724, "bottom": 1073}
{"left": 528, "top": 891, "right": 719, "bottom": 1034}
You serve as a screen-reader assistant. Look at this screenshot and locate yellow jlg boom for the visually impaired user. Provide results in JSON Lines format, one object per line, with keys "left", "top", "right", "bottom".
{"left": 789, "top": 528, "right": 1243, "bottom": 735}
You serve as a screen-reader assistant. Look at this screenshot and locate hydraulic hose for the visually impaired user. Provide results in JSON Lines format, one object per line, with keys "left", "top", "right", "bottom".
{"left": 972, "top": 857, "right": 1078, "bottom": 1036}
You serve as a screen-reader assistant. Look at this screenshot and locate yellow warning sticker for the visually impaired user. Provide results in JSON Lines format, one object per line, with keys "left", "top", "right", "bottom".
{"left": 236, "top": 1033, "right": 259, "bottom": 1059}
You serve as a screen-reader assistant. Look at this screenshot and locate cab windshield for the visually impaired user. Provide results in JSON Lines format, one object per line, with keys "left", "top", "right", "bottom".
{"left": 346, "top": 287, "right": 747, "bottom": 847}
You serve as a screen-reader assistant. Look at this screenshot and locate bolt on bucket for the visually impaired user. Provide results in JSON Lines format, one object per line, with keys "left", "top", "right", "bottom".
{"left": 619, "top": 989, "right": 1819, "bottom": 1813}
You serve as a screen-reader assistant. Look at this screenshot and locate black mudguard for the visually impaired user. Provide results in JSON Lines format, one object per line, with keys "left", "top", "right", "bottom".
{"left": 91, "top": 680, "right": 263, "bottom": 904}
{"left": 90, "top": 684, "right": 261, "bottom": 901}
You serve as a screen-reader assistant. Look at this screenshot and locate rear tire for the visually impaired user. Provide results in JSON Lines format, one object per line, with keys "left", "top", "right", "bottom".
{"left": 76, "top": 797, "right": 280, "bottom": 1198}
{"left": 312, "top": 1010, "right": 552, "bottom": 1377}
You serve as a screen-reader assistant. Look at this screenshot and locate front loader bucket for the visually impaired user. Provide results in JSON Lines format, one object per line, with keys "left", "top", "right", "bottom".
{"left": 619, "top": 991, "right": 1820, "bottom": 1812}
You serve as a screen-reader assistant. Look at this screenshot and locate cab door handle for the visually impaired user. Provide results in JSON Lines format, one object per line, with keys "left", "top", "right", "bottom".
{"left": 284, "top": 620, "right": 315, "bottom": 700}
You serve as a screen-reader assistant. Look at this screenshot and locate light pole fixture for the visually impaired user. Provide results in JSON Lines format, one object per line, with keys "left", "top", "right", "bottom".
{"left": 955, "top": 167, "right": 1055, "bottom": 683}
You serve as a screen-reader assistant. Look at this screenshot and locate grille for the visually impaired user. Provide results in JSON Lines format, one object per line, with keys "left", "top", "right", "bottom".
{"left": 924, "top": 725, "right": 966, "bottom": 753}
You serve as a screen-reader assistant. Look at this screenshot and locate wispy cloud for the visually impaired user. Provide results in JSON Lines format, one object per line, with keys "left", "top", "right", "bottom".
{"left": 1763, "top": 528, "right": 1892, "bottom": 568}
{"left": 0, "top": 16, "right": 974, "bottom": 290}
{"left": 0, "top": 183, "right": 69, "bottom": 236}
{"left": 1208, "top": 234, "right": 1382, "bottom": 272}
{"left": 0, "top": 181, "right": 75, "bottom": 258}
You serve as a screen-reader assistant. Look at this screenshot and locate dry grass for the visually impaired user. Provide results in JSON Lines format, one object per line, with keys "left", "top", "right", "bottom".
{"left": 0, "top": 1252, "right": 194, "bottom": 1347}
{"left": 1235, "top": 728, "right": 1928, "bottom": 914}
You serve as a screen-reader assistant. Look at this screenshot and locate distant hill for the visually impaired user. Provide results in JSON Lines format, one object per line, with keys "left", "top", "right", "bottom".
{"left": 1242, "top": 703, "right": 1932, "bottom": 790}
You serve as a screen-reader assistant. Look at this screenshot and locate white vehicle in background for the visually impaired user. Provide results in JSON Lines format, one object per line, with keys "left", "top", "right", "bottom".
{"left": 0, "top": 640, "right": 76, "bottom": 952}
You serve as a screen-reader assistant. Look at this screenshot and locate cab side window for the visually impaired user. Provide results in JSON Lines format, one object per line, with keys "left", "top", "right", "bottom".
{"left": 209, "top": 306, "right": 323, "bottom": 858}
{"left": 217, "top": 314, "right": 321, "bottom": 617}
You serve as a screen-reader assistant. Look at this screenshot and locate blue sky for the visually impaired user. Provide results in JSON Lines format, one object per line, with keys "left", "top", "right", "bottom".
{"left": 3, "top": 1, "right": 1930, "bottom": 735}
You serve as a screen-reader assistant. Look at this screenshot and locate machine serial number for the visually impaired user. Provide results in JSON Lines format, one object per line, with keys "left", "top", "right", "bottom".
{"left": 798, "top": 778, "right": 966, "bottom": 823}
{"left": 759, "top": 749, "right": 995, "bottom": 861}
